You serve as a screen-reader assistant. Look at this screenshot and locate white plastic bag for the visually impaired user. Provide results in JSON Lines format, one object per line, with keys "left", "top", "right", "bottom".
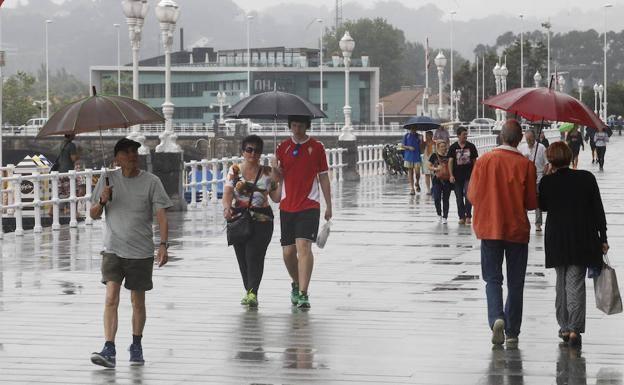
{"left": 316, "top": 220, "right": 331, "bottom": 249}
{"left": 594, "top": 254, "right": 623, "bottom": 315}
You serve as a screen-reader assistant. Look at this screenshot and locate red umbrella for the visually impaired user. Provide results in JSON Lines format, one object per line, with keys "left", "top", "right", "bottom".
{"left": 483, "top": 87, "right": 606, "bottom": 129}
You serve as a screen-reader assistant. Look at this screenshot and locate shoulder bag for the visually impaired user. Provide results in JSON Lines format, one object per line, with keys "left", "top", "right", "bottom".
{"left": 435, "top": 155, "right": 451, "bottom": 181}
{"left": 226, "top": 167, "right": 262, "bottom": 246}
{"left": 594, "top": 254, "right": 623, "bottom": 315}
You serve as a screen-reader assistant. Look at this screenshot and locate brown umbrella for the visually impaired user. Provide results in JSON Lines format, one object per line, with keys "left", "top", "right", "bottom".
{"left": 37, "top": 87, "right": 164, "bottom": 137}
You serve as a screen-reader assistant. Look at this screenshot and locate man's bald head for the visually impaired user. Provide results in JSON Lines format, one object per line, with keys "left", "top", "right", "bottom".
{"left": 501, "top": 119, "right": 523, "bottom": 147}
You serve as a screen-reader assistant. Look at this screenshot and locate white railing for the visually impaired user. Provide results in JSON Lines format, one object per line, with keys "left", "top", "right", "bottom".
{"left": 0, "top": 165, "right": 110, "bottom": 238}
{"left": 182, "top": 148, "right": 347, "bottom": 208}
{"left": 357, "top": 145, "right": 386, "bottom": 177}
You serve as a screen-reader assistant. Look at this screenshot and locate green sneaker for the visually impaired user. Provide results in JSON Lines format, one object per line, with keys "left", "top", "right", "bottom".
{"left": 241, "top": 292, "right": 250, "bottom": 305}
{"left": 247, "top": 292, "right": 258, "bottom": 308}
{"left": 290, "top": 282, "right": 300, "bottom": 305}
{"left": 297, "top": 292, "right": 311, "bottom": 309}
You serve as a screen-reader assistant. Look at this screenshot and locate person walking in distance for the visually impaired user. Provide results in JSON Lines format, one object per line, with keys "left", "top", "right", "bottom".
{"left": 428, "top": 141, "right": 452, "bottom": 224}
{"left": 422, "top": 131, "right": 435, "bottom": 195}
{"left": 448, "top": 127, "right": 478, "bottom": 225}
{"left": 565, "top": 125, "right": 584, "bottom": 169}
{"left": 273, "top": 116, "right": 332, "bottom": 309}
{"left": 222, "top": 135, "right": 281, "bottom": 308}
{"left": 593, "top": 125, "right": 610, "bottom": 171}
{"left": 468, "top": 120, "right": 538, "bottom": 347}
{"left": 402, "top": 126, "right": 424, "bottom": 195}
{"left": 89, "top": 138, "right": 172, "bottom": 368}
{"left": 518, "top": 129, "right": 548, "bottom": 232}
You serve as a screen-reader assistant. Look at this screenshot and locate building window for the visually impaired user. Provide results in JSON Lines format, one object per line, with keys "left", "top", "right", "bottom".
{"left": 139, "top": 84, "right": 165, "bottom": 98}
{"left": 308, "top": 80, "right": 327, "bottom": 89}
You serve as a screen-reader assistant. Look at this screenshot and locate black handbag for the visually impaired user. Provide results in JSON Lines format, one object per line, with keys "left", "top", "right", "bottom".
{"left": 226, "top": 168, "right": 262, "bottom": 246}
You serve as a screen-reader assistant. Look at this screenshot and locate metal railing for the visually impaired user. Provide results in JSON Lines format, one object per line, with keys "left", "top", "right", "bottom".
{"left": 0, "top": 165, "right": 109, "bottom": 238}
{"left": 182, "top": 147, "right": 347, "bottom": 208}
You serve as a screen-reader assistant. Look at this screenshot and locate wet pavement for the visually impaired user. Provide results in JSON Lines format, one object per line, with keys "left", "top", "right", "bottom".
{"left": 1, "top": 138, "right": 624, "bottom": 384}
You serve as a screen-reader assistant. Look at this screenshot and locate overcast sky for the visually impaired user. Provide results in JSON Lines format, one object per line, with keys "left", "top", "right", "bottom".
{"left": 234, "top": 0, "right": 621, "bottom": 21}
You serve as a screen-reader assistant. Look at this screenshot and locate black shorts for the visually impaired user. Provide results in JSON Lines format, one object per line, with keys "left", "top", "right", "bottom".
{"left": 280, "top": 208, "right": 321, "bottom": 246}
{"left": 101, "top": 253, "right": 154, "bottom": 291}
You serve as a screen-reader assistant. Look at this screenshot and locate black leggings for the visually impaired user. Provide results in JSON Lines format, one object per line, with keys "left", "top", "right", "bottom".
{"left": 596, "top": 146, "right": 606, "bottom": 168}
{"left": 432, "top": 179, "right": 452, "bottom": 218}
{"left": 233, "top": 221, "right": 274, "bottom": 295}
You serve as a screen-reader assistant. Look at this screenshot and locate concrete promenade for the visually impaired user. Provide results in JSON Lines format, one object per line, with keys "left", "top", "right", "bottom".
{"left": 0, "top": 137, "right": 623, "bottom": 384}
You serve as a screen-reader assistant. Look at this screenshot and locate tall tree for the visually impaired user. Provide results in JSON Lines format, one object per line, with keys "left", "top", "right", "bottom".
{"left": 2, "top": 72, "right": 39, "bottom": 125}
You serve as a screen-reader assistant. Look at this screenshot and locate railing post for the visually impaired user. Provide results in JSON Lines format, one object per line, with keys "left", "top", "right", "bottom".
{"left": 51, "top": 171, "right": 60, "bottom": 230}
{"left": 69, "top": 170, "right": 77, "bottom": 228}
{"left": 357, "top": 146, "right": 364, "bottom": 177}
{"left": 200, "top": 159, "right": 209, "bottom": 207}
{"left": 331, "top": 150, "right": 338, "bottom": 183}
{"left": 211, "top": 159, "right": 219, "bottom": 203}
{"left": 14, "top": 174, "right": 23, "bottom": 236}
{"left": 85, "top": 169, "right": 93, "bottom": 225}
{"left": 190, "top": 160, "right": 198, "bottom": 208}
{"left": 338, "top": 149, "right": 344, "bottom": 182}
{"left": 33, "top": 172, "right": 42, "bottom": 233}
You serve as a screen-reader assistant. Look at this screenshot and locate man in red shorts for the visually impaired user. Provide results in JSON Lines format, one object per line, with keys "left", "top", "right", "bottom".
{"left": 274, "top": 115, "right": 333, "bottom": 309}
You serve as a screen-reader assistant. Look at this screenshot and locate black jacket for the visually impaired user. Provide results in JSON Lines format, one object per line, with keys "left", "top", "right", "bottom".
{"left": 538, "top": 168, "right": 607, "bottom": 268}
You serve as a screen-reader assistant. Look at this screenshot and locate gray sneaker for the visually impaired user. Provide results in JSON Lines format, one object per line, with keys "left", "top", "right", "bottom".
{"left": 491, "top": 319, "right": 505, "bottom": 345}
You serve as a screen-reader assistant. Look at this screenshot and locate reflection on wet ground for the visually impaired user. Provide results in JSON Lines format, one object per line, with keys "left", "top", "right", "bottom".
{"left": 1, "top": 140, "right": 624, "bottom": 384}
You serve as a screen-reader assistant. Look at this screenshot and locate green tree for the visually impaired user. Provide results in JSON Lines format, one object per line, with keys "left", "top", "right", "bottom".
{"left": 101, "top": 72, "right": 132, "bottom": 97}
{"left": 35, "top": 65, "right": 89, "bottom": 114}
{"left": 324, "top": 18, "right": 406, "bottom": 96}
{"left": 2, "top": 71, "right": 39, "bottom": 125}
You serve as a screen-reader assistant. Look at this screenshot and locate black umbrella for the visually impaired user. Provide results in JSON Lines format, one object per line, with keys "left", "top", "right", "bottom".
{"left": 224, "top": 90, "right": 327, "bottom": 147}
{"left": 402, "top": 115, "right": 440, "bottom": 131}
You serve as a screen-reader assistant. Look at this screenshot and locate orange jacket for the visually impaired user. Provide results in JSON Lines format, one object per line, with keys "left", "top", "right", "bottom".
{"left": 468, "top": 146, "right": 538, "bottom": 244}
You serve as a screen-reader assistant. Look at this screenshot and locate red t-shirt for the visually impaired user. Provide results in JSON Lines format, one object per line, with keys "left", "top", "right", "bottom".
{"left": 276, "top": 137, "right": 329, "bottom": 213}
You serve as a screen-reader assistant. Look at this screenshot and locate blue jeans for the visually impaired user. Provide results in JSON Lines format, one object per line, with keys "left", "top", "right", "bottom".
{"left": 453, "top": 178, "right": 472, "bottom": 219}
{"left": 480, "top": 240, "right": 528, "bottom": 338}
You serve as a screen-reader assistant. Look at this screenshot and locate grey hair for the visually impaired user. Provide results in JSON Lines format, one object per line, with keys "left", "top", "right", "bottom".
{"left": 501, "top": 119, "right": 523, "bottom": 146}
{"left": 525, "top": 129, "right": 536, "bottom": 139}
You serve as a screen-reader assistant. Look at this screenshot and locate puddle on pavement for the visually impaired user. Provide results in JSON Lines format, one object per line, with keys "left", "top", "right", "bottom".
{"left": 432, "top": 286, "right": 478, "bottom": 291}
{"left": 58, "top": 280, "right": 82, "bottom": 295}
{"left": 452, "top": 274, "right": 480, "bottom": 281}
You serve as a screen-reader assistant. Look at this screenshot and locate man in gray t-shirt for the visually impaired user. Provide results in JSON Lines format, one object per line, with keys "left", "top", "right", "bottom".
{"left": 89, "top": 138, "right": 172, "bottom": 368}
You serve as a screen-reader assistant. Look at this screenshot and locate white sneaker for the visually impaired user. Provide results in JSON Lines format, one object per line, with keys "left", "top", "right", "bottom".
{"left": 441, "top": 218, "right": 448, "bottom": 224}
{"left": 437, "top": 216, "right": 443, "bottom": 223}
{"left": 491, "top": 319, "right": 505, "bottom": 345}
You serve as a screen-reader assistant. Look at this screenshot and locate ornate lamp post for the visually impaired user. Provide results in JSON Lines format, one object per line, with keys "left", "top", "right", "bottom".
{"left": 542, "top": 21, "right": 552, "bottom": 85}
{"left": 210, "top": 91, "right": 230, "bottom": 124}
{"left": 452, "top": 90, "right": 461, "bottom": 122}
{"left": 534, "top": 71, "right": 542, "bottom": 88}
{"left": 339, "top": 31, "right": 355, "bottom": 141}
{"left": 594, "top": 83, "right": 599, "bottom": 114}
{"left": 434, "top": 51, "right": 447, "bottom": 119}
{"left": 603, "top": 4, "right": 613, "bottom": 122}
{"left": 155, "top": 0, "right": 181, "bottom": 153}
{"left": 45, "top": 19, "right": 52, "bottom": 119}
{"left": 598, "top": 84, "right": 604, "bottom": 120}
{"left": 558, "top": 75, "right": 565, "bottom": 93}
{"left": 449, "top": 11, "right": 456, "bottom": 121}
{"left": 500, "top": 62, "right": 508, "bottom": 121}
{"left": 493, "top": 62, "right": 502, "bottom": 122}
{"left": 122, "top": 0, "right": 149, "bottom": 154}
{"left": 246, "top": 14, "right": 254, "bottom": 96}
{"left": 520, "top": 14, "right": 524, "bottom": 88}
{"left": 578, "top": 78, "right": 584, "bottom": 102}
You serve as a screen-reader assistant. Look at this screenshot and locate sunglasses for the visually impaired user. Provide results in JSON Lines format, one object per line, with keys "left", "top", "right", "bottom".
{"left": 292, "top": 143, "right": 302, "bottom": 157}
{"left": 244, "top": 147, "right": 261, "bottom": 154}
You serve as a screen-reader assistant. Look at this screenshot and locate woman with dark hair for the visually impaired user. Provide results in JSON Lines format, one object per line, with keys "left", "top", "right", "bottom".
{"left": 539, "top": 141, "right": 609, "bottom": 348}
{"left": 222, "top": 135, "right": 281, "bottom": 307}
{"left": 565, "top": 125, "right": 584, "bottom": 169}
{"left": 428, "top": 141, "right": 452, "bottom": 224}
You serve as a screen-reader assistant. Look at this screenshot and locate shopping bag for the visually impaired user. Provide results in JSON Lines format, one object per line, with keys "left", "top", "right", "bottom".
{"left": 316, "top": 220, "right": 331, "bottom": 249}
{"left": 593, "top": 255, "right": 623, "bottom": 315}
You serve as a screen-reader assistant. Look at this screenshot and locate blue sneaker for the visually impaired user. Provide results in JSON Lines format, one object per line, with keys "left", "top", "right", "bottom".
{"left": 290, "top": 282, "right": 300, "bottom": 305}
{"left": 297, "top": 292, "right": 311, "bottom": 309}
{"left": 129, "top": 343, "right": 145, "bottom": 366}
{"left": 91, "top": 344, "right": 116, "bottom": 368}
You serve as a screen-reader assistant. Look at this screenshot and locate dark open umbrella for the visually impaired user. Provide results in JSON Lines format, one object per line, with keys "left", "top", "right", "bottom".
{"left": 402, "top": 115, "right": 440, "bottom": 131}
{"left": 224, "top": 90, "right": 327, "bottom": 147}
{"left": 37, "top": 87, "right": 165, "bottom": 197}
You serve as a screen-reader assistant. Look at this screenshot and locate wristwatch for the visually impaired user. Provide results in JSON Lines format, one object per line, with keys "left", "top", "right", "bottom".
{"left": 160, "top": 241, "right": 170, "bottom": 249}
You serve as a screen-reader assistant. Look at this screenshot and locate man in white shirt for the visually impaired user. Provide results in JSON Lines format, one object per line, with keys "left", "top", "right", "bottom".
{"left": 518, "top": 129, "right": 547, "bottom": 231}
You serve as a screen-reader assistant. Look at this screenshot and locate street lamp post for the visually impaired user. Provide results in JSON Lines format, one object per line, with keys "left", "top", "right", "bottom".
{"left": 246, "top": 14, "right": 254, "bottom": 97}
{"left": 122, "top": 0, "right": 149, "bottom": 154}
{"left": 114, "top": 23, "right": 121, "bottom": 95}
{"left": 603, "top": 3, "right": 613, "bottom": 122}
{"left": 542, "top": 21, "right": 551, "bottom": 86}
{"left": 449, "top": 11, "right": 456, "bottom": 121}
{"left": 210, "top": 91, "right": 230, "bottom": 124}
{"left": 45, "top": 19, "right": 52, "bottom": 119}
{"left": 339, "top": 31, "right": 355, "bottom": 141}
{"left": 534, "top": 71, "right": 542, "bottom": 88}
{"left": 598, "top": 84, "right": 604, "bottom": 120}
{"left": 435, "top": 51, "right": 447, "bottom": 119}
{"left": 558, "top": 75, "right": 565, "bottom": 93}
{"left": 520, "top": 14, "right": 524, "bottom": 88}
{"left": 317, "top": 18, "right": 324, "bottom": 127}
{"left": 452, "top": 90, "right": 461, "bottom": 122}
{"left": 155, "top": 0, "right": 181, "bottom": 153}
{"left": 493, "top": 62, "right": 502, "bottom": 123}
{"left": 578, "top": 78, "right": 584, "bottom": 102}
{"left": 500, "top": 61, "right": 508, "bottom": 121}
{"left": 594, "top": 83, "right": 599, "bottom": 114}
